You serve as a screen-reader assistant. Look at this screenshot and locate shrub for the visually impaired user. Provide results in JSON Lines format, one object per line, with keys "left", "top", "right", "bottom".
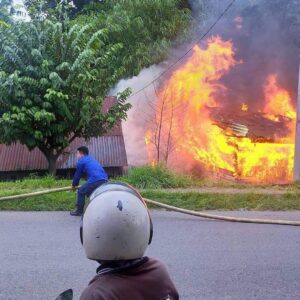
{"left": 119, "top": 165, "right": 194, "bottom": 189}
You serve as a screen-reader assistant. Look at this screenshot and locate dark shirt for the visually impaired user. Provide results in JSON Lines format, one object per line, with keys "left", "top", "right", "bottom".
{"left": 72, "top": 155, "right": 108, "bottom": 186}
{"left": 79, "top": 257, "right": 179, "bottom": 300}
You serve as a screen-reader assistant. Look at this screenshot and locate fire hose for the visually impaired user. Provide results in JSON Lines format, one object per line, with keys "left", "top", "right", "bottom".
{"left": 1, "top": 186, "right": 300, "bottom": 226}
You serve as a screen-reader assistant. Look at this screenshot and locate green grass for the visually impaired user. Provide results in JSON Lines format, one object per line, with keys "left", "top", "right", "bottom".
{"left": 0, "top": 176, "right": 70, "bottom": 197}
{"left": 118, "top": 165, "right": 195, "bottom": 189}
{"left": 0, "top": 191, "right": 75, "bottom": 211}
{"left": 1, "top": 171, "right": 300, "bottom": 211}
{"left": 1, "top": 190, "right": 300, "bottom": 211}
{"left": 0, "top": 180, "right": 300, "bottom": 211}
{"left": 0, "top": 176, "right": 73, "bottom": 211}
{"left": 119, "top": 165, "right": 300, "bottom": 190}
{"left": 143, "top": 190, "right": 300, "bottom": 211}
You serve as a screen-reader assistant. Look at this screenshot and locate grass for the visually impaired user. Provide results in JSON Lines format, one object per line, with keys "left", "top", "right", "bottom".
{"left": 143, "top": 190, "right": 300, "bottom": 211}
{"left": 1, "top": 166, "right": 300, "bottom": 211}
{"left": 0, "top": 177, "right": 300, "bottom": 211}
{"left": 118, "top": 165, "right": 195, "bottom": 189}
{"left": 0, "top": 176, "right": 73, "bottom": 211}
{"left": 0, "top": 176, "right": 70, "bottom": 197}
{"left": 119, "top": 165, "right": 300, "bottom": 190}
{"left": 1, "top": 189, "right": 300, "bottom": 211}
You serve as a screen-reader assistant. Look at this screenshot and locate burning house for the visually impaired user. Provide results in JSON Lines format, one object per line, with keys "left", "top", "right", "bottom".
{"left": 142, "top": 0, "right": 299, "bottom": 183}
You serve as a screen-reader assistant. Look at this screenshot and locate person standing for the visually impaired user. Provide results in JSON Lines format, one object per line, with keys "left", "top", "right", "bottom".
{"left": 70, "top": 146, "right": 108, "bottom": 216}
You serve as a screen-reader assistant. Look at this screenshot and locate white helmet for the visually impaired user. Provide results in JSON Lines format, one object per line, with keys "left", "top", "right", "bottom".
{"left": 80, "top": 182, "right": 153, "bottom": 261}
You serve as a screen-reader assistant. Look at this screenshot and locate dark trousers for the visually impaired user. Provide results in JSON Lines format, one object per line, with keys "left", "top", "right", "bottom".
{"left": 76, "top": 180, "right": 107, "bottom": 211}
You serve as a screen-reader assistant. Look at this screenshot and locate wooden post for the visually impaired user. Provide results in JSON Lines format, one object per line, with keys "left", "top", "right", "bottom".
{"left": 293, "top": 59, "right": 300, "bottom": 181}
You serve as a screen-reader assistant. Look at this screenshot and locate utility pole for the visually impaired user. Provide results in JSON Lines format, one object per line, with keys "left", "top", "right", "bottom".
{"left": 293, "top": 59, "right": 300, "bottom": 181}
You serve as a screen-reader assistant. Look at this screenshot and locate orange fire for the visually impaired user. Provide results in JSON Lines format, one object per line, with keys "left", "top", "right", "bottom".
{"left": 146, "top": 36, "right": 296, "bottom": 183}
{"left": 264, "top": 74, "right": 296, "bottom": 121}
{"left": 241, "top": 103, "right": 248, "bottom": 112}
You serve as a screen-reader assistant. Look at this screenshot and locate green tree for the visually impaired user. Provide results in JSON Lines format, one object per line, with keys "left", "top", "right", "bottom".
{"left": 0, "top": 0, "right": 191, "bottom": 174}
{"left": 24, "top": 0, "right": 98, "bottom": 16}
{"left": 76, "top": 0, "right": 191, "bottom": 76}
{"left": 0, "top": 0, "right": 14, "bottom": 24}
{"left": 0, "top": 10, "right": 131, "bottom": 174}
{"left": 26, "top": 0, "right": 191, "bottom": 73}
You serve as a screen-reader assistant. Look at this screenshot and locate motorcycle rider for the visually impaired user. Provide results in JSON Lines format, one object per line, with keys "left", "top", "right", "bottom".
{"left": 79, "top": 182, "right": 179, "bottom": 300}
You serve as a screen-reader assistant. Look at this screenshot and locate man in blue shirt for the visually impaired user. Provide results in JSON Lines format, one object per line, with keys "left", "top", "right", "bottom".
{"left": 70, "top": 146, "right": 108, "bottom": 216}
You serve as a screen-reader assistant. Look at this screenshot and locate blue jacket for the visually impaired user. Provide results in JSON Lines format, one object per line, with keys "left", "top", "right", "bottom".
{"left": 72, "top": 155, "right": 108, "bottom": 186}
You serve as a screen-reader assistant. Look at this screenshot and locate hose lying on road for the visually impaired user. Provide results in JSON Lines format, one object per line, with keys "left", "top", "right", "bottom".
{"left": 1, "top": 186, "right": 300, "bottom": 226}
{"left": 144, "top": 198, "right": 300, "bottom": 226}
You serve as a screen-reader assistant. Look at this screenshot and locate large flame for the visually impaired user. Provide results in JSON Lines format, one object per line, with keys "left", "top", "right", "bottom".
{"left": 264, "top": 74, "right": 296, "bottom": 121}
{"left": 146, "top": 36, "right": 295, "bottom": 183}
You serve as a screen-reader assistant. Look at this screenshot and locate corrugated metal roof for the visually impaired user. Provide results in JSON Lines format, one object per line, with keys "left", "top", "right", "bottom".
{"left": 0, "top": 97, "right": 128, "bottom": 172}
{"left": 0, "top": 144, "right": 45, "bottom": 172}
{"left": 59, "top": 136, "right": 128, "bottom": 169}
{"left": 0, "top": 135, "right": 127, "bottom": 172}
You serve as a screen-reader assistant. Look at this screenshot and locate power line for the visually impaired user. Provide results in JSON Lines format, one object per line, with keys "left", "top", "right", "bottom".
{"left": 128, "top": 0, "right": 237, "bottom": 100}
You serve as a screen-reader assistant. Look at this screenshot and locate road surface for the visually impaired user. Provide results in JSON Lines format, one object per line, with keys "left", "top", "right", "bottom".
{"left": 1, "top": 210, "right": 300, "bottom": 300}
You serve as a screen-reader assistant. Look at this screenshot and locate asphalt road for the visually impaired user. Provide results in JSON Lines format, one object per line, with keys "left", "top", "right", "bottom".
{"left": 1, "top": 210, "right": 300, "bottom": 300}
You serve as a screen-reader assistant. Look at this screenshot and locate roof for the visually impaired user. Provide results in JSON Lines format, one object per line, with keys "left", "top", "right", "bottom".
{"left": 209, "top": 107, "right": 292, "bottom": 142}
{"left": 0, "top": 96, "right": 128, "bottom": 172}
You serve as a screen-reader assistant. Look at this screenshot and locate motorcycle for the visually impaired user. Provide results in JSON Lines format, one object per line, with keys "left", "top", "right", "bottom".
{"left": 55, "top": 289, "right": 73, "bottom": 300}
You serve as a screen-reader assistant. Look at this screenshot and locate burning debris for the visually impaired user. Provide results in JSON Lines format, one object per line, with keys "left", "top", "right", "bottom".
{"left": 145, "top": 35, "right": 296, "bottom": 183}
{"left": 209, "top": 107, "right": 292, "bottom": 142}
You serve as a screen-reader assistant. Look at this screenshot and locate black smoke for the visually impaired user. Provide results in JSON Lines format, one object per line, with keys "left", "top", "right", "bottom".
{"left": 189, "top": 0, "right": 299, "bottom": 111}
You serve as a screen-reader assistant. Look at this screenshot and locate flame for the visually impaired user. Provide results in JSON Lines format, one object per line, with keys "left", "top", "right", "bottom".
{"left": 144, "top": 130, "right": 152, "bottom": 145}
{"left": 146, "top": 36, "right": 295, "bottom": 183}
{"left": 264, "top": 74, "right": 296, "bottom": 120}
{"left": 241, "top": 103, "right": 248, "bottom": 112}
{"left": 144, "top": 129, "right": 156, "bottom": 166}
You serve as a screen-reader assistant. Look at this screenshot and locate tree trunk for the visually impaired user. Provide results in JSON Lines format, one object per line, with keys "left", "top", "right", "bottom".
{"left": 39, "top": 146, "right": 66, "bottom": 176}
{"left": 46, "top": 153, "right": 59, "bottom": 176}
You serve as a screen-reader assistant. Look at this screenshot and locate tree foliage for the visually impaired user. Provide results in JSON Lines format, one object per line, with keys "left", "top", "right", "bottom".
{"left": 24, "top": 0, "right": 95, "bottom": 15}
{"left": 0, "top": 0, "right": 14, "bottom": 24}
{"left": 27, "top": 0, "right": 192, "bottom": 75}
{"left": 0, "top": 7, "right": 131, "bottom": 174}
{"left": 0, "top": 0, "right": 191, "bottom": 174}
{"left": 75, "top": 0, "right": 191, "bottom": 76}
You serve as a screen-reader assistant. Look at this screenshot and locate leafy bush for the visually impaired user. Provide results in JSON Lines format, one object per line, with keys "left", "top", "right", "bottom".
{"left": 119, "top": 165, "right": 195, "bottom": 189}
